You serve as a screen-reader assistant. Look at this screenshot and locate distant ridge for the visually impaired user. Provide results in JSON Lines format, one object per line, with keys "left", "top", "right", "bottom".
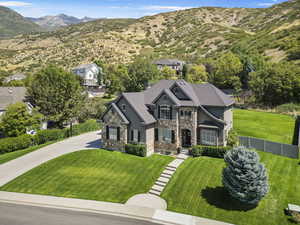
{"left": 27, "top": 14, "right": 99, "bottom": 30}
{"left": 0, "top": 6, "right": 42, "bottom": 38}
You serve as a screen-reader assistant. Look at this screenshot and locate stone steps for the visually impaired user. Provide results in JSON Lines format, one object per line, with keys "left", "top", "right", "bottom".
{"left": 148, "top": 153, "right": 190, "bottom": 196}
{"left": 152, "top": 184, "right": 164, "bottom": 192}
{"left": 155, "top": 181, "right": 166, "bottom": 187}
{"left": 157, "top": 177, "right": 170, "bottom": 183}
{"left": 165, "top": 166, "right": 176, "bottom": 172}
{"left": 160, "top": 173, "right": 172, "bottom": 179}
{"left": 149, "top": 189, "right": 161, "bottom": 196}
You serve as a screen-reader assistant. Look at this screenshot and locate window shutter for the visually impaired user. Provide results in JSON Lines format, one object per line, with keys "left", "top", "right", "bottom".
{"left": 117, "top": 127, "right": 120, "bottom": 141}
{"left": 131, "top": 130, "right": 134, "bottom": 141}
{"left": 106, "top": 126, "right": 109, "bottom": 140}
{"left": 171, "top": 130, "right": 175, "bottom": 144}
{"left": 138, "top": 131, "right": 141, "bottom": 142}
{"left": 158, "top": 105, "right": 160, "bottom": 119}
{"left": 155, "top": 128, "right": 158, "bottom": 141}
{"left": 170, "top": 106, "right": 173, "bottom": 120}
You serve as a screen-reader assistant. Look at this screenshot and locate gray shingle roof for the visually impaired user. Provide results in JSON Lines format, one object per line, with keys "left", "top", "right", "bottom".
{"left": 153, "top": 59, "right": 184, "bottom": 66}
{"left": 110, "top": 80, "right": 234, "bottom": 125}
{"left": 0, "top": 87, "right": 27, "bottom": 111}
{"left": 72, "top": 63, "right": 98, "bottom": 70}
{"left": 122, "top": 92, "right": 156, "bottom": 124}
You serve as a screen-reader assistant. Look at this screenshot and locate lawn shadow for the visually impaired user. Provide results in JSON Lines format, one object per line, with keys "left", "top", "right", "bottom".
{"left": 201, "top": 186, "right": 257, "bottom": 211}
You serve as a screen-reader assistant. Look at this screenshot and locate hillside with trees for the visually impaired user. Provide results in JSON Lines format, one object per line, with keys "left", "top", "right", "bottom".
{"left": 0, "top": 0, "right": 299, "bottom": 73}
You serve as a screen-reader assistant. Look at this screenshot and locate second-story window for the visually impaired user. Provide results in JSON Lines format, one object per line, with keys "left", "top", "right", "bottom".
{"left": 159, "top": 105, "right": 172, "bottom": 120}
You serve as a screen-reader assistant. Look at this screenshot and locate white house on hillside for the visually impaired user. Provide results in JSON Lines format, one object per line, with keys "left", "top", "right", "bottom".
{"left": 72, "top": 63, "right": 101, "bottom": 88}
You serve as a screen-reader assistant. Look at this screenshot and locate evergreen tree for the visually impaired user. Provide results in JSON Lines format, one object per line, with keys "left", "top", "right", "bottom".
{"left": 222, "top": 146, "right": 269, "bottom": 205}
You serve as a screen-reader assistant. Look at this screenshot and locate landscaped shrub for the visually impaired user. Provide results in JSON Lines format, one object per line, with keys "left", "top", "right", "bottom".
{"left": 222, "top": 146, "right": 269, "bottom": 205}
{"left": 66, "top": 119, "right": 101, "bottom": 137}
{"left": 227, "top": 129, "right": 239, "bottom": 147}
{"left": 276, "top": 103, "right": 300, "bottom": 114}
{"left": 190, "top": 145, "right": 232, "bottom": 158}
{"left": 0, "top": 120, "right": 101, "bottom": 155}
{"left": 34, "top": 129, "right": 65, "bottom": 145}
{"left": 125, "top": 143, "right": 147, "bottom": 157}
{"left": 0, "top": 134, "right": 34, "bottom": 154}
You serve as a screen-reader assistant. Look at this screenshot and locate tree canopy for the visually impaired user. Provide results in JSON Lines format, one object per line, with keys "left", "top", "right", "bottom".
{"left": 125, "top": 57, "right": 160, "bottom": 92}
{"left": 186, "top": 65, "right": 208, "bottom": 84}
{"left": 0, "top": 102, "right": 41, "bottom": 137}
{"left": 27, "top": 65, "right": 85, "bottom": 128}
{"left": 249, "top": 61, "right": 300, "bottom": 106}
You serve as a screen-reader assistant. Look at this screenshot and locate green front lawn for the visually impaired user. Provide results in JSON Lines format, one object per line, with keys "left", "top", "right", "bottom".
{"left": 0, "top": 150, "right": 173, "bottom": 203}
{"left": 233, "top": 109, "right": 295, "bottom": 144}
{"left": 161, "top": 152, "right": 300, "bottom": 225}
{"left": 0, "top": 141, "right": 56, "bottom": 165}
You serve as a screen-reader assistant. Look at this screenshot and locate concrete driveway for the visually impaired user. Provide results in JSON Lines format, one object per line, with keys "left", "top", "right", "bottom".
{"left": 0, "top": 131, "right": 101, "bottom": 186}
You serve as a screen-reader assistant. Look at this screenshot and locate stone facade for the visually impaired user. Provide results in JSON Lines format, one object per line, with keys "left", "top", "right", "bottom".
{"left": 102, "top": 108, "right": 128, "bottom": 152}
{"left": 178, "top": 107, "right": 197, "bottom": 147}
{"left": 154, "top": 118, "right": 179, "bottom": 154}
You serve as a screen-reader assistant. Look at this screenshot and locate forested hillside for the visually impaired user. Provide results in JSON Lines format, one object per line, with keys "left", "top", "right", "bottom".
{"left": 0, "top": 0, "right": 299, "bottom": 73}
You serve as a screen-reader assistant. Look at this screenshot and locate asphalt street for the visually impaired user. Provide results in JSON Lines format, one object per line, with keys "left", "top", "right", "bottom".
{"left": 0, "top": 202, "right": 161, "bottom": 225}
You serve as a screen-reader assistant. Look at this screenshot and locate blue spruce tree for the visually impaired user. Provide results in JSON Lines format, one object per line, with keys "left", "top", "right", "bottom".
{"left": 222, "top": 146, "right": 269, "bottom": 205}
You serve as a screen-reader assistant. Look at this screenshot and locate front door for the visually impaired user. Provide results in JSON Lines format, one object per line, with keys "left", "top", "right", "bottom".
{"left": 181, "top": 129, "right": 191, "bottom": 147}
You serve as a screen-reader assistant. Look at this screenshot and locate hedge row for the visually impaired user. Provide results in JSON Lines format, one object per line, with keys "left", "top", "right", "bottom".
{"left": 190, "top": 145, "right": 232, "bottom": 158}
{"left": 125, "top": 143, "right": 147, "bottom": 157}
{"left": 0, "top": 120, "right": 101, "bottom": 155}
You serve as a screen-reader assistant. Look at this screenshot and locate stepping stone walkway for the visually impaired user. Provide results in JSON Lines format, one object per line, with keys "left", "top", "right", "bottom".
{"left": 149, "top": 151, "right": 189, "bottom": 196}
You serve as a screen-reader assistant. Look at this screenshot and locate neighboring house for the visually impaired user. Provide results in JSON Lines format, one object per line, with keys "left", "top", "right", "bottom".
{"left": 72, "top": 63, "right": 102, "bottom": 88}
{"left": 4, "top": 73, "right": 26, "bottom": 83}
{"left": 153, "top": 59, "right": 185, "bottom": 75}
{"left": 101, "top": 79, "right": 235, "bottom": 156}
{"left": 0, "top": 87, "right": 28, "bottom": 116}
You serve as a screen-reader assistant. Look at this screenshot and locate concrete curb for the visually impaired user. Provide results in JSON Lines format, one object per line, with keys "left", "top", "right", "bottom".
{"left": 0, "top": 192, "right": 233, "bottom": 225}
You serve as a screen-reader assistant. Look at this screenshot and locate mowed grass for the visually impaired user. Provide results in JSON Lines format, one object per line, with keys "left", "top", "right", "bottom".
{"left": 161, "top": 152, "right": 300, "bottom": 225}
{"left": 233, "top": 109, "right": 295, "bottom": 144}
{"left": 0, "top": 149, "right": 173, "bottom": 203}
{"left": 0, "top": 141, "right": 56, "bottom": 165}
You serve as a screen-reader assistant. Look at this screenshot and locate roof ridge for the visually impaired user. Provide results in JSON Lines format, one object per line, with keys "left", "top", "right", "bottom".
{"left": 209, "top": 83, "right": 227, "bottom": 106}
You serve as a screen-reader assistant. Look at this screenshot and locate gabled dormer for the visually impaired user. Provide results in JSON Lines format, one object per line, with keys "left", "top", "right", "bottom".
{"left": 151, "top": 89, "right": 179, "bottom": 120}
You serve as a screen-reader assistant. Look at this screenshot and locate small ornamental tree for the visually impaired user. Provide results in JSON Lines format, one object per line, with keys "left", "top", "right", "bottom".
{"left": 222, "top": 146, "right": 269, "bottom": 205}
{"left": 0, "top": 102, "right": 41, "bottom": 137}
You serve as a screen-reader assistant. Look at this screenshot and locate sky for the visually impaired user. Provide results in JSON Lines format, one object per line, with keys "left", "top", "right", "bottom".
{"left": 0, "top": 0, "right": 289, "bottom": 18}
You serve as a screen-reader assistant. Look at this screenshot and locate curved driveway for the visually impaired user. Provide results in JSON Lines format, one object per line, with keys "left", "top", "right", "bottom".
{"left": 0, "top": 131, "right": 101, "bottom": 186}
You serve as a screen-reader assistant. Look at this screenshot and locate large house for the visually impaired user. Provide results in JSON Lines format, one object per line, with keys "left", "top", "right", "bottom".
{"left": 72, "top": 63, "right": 101, "bottom": 88}
{"left": 101, "top": 80, "right": 235, "bottom": 156}
{"left": 153, "top": 59, "right": 185, "bottom": 75}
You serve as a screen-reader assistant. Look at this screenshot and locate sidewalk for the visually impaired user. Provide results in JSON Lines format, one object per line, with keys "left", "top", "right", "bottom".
{"left": 0, "top": 191, "right": 233, "bottom": 225}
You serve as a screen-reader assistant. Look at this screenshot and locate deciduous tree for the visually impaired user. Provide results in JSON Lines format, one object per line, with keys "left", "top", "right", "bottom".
{"left": 186, "top": 65, "right": 208, "bottom": 84}
{"left": 0, "top": 102, "right": 41, "bottom": 137}
{"left": 125, "top": 57, "right": 160, "bottom": 92}
{"left": 27, "top": 65, "right": 85, "bottom": 128}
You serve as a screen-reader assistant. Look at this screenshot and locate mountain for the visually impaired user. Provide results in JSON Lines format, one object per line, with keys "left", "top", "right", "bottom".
{"left": 0, "top": 0, "right": 299, "bottom": 73}
{"left": 27, "top": 14, "right": 98, "bottom": 30}
{"left": 0, "top": 6, "right": 42, "bottom": 38}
